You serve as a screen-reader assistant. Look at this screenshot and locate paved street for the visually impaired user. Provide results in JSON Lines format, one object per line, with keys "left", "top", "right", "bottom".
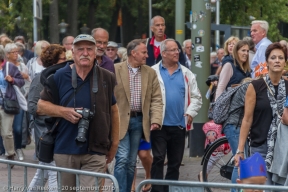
{"left": 0, "top": 142, "right": 203, "bottom": 191}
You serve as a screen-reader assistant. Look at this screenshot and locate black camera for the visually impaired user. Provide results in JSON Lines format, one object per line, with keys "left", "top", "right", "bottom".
{"left": 75, "top": 108, "right": 94, "bottom": 146}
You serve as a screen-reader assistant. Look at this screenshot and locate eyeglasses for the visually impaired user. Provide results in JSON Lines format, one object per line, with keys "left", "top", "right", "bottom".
{"left": 165, "top": 48, "right": 181, "bottom": 53}
{"left": 185, "top": 46, "right": 192, "bottom": 49}
{"left": 9, "top": 51, "right": 18, "bottom": 54}
{"left": 96, "top": 41, "right": 108, "bottom": 46}
{"left": 106, "top": 48, "right": 116, "bottom": 51}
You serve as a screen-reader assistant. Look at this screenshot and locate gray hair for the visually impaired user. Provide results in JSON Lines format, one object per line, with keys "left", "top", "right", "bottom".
{"left": 242, "top": 36, "right": 255, "bottom": 51}
{"left": 117, "top": 47, "right": 127, "bottom": 57}
{"left": 126, "top": 39, "right": 146, "bottom": 56}
{"left": 34, "top": 40, "right": 50, "bottom": 56}
{"left": 160, "top": 39, "right": 176, "bottom": 54}
{"left": 91, "top": 28, "right": 109, "bottom": 37}
{"left": 251, "top": 20, "right": 269, "bottom": 34}
{"left": 15, "top": 42, "right": 25, "bottom": 53}
{"left": 210, "top": 52, "right": 217, "bottom": 57}
{"left": 216, "top": 48, "right": 224, "bottom": 54}
{"left": 150, "top": 15, "right": 165, "bottom": 26}
{"left": 4, "top": 43, "right": 18, "bottom": 54}
{"left": 0, "top": 45, "right": 5, "bottom": 61}
{"left": 183, "top": 39, "right": 191, "bottom": 48}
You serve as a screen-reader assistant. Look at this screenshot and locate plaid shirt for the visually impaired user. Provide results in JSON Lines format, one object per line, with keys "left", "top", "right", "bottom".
{"left": 127, "top": 62, "right": 142, "bottom": 112}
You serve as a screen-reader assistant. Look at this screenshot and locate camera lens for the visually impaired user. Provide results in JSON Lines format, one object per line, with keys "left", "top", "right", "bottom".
{"left": 75, "top": 119, "right": 89, "bottom": 146}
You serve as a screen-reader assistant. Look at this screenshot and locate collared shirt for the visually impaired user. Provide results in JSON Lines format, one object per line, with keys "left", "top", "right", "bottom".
{"left": 127, "top": 62, "right": 142, "bottom": 112}
{"left": 185, "top": 54, "right": 191, "bottom": 69}
{"left": 251, "top": 37, "right": 272, "bottom": 77}
{"left": 160, "top": 62, "right": 185, "bottom": 128}
{"left": 98, "top": 54, "right": 115, "bottom": 74}
{"left": 150, "top": 35, "right": 167, "bottom": 60}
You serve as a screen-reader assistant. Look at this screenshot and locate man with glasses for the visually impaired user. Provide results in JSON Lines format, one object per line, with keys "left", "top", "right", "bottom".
{"left": 146, "top": 15, "right": 186, "bottom": 67}
{"left": 151, "top": 39, "right": 202, "bottom": 192}
{"left": 105, "top": 41, "right": 121, "bottom": 64}
{"left": 91, "top": 28, "right": 115, "bottom": 73}
{"left": 183, "top": 39, "right": 193, "bottom": 69}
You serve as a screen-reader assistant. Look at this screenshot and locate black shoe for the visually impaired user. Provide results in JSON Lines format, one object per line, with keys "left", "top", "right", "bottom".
{"left": 6, "top": 155, "right": 15, "bottom": 168}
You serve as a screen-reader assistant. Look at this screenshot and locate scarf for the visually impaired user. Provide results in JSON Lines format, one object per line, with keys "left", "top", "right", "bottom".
{"left": 265, "top": 75, "right": 286, "bottom": 170}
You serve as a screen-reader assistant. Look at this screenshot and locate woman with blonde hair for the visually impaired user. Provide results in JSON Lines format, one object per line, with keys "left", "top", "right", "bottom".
{"left": 26, "top": 40, "right": 50, "bottom": 80}
{"left": 216, "top": 36, "right": 240, "bottom": 75}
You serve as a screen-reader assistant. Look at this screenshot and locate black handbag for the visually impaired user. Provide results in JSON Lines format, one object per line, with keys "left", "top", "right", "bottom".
{"left": 0, "top": 90, "right": 20, "bottom": 115}
{"left": 37, "top": 68, "right": 87, "bottom": 163}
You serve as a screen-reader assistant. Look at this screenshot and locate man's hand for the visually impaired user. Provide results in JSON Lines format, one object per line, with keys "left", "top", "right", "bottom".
{"left": 184, "top": 114, "right": 193, "bottom": 125}
{"left": 5, "top": 75, "right": 13, "bottom": 83}
{"left": 62, "top": 107, "right": 82, "bottom": 124}
{"left": 150, "top": 123, "right": 160, "bottom": 131}
{"left": 106, "top": 143, "right": 118, "bottom": 164}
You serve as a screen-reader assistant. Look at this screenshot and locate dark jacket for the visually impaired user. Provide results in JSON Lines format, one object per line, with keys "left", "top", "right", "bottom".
{"left": 24, "top": 49, "right": 34, "bottom": 61}
{"left": 222, "top": 55, "right": 251, "bottom": 88}
{"left": 146, "top": 37, "right": 187, "bottom": 67}
{"left": 3, "top": 62, "right": 25, "bottom": 101}
{"left": 40, "top": 61, "right": 116, "bottom": 155}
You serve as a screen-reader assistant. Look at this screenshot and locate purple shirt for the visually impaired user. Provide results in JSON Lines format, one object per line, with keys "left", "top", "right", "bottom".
{"left": 99, "top": 55, "right": 115, "bottom": 74}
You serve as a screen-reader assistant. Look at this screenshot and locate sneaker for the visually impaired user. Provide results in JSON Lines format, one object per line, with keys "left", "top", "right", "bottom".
{"left": 6, "top": 154, "right": 15, "bottom": 168}
{"left": 16, "top": 149, "right": 24, "bottom": 161}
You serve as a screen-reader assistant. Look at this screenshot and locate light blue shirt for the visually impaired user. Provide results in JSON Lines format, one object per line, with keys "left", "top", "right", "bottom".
{"left": 251, "top": 37, "right": 272, "bottom": 77}
{"left": 160, "top": 62, "right": 185, "bottom": 128}
{"left": 0, "top": 69, "right": 8, "bottom": 104}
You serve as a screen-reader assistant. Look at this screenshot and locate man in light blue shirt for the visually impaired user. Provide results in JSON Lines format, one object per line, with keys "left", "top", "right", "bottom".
{"left": 250, "top": 20, "right": 272, "bottom": 78}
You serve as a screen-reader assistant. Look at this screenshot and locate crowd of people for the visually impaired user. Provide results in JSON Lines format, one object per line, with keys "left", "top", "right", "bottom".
{"left": 0, "top": 16, "right": 287, "bottom": 192}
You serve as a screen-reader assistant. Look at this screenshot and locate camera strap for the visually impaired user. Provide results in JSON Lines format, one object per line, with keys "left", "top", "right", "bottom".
{"left": 48, "top": 65, "right": 87, "bottom": 133}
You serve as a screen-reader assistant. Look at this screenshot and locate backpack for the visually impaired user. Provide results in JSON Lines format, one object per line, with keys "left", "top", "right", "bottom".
{"left": 212, "top": 84, "right": 246, "bottom": 124}
{"left": 202, "top": 120, "right": 231, "bottom": 155}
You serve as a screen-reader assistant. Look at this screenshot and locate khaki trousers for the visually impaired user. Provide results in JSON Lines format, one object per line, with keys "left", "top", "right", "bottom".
{"left": 0, "top": 108, "right": 15, "bottom": 156}
{"left": 54, "top": 153, "right": 106, "bottom": 192}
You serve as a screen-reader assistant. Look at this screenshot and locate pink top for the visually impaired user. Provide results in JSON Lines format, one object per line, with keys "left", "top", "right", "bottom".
{"left": 215, "top": 62, "right": 233, "bottom": 100}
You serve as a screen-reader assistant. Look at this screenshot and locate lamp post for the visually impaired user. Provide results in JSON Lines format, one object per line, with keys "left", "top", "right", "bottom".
{"left": 58, "top": 19, "right": 68, "bottom": 41}
{"left": 80, "top": 24, "right": 90, "bottom": 34}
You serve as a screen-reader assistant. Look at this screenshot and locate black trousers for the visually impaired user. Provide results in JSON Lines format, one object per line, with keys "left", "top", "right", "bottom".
{"left": 151, "top": 125, "right": 186, "bottom": 192}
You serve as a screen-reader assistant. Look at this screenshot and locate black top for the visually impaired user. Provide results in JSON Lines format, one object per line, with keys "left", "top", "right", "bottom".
{"left": 250, "top": 78, "right": 273, "bottom": 147}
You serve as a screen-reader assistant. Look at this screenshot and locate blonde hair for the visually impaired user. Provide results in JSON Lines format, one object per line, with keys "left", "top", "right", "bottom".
{"left": 34, "top": 40, "right": 50, "bottom": 56}
{"left": 65, "top": 50, "right": 73, "bottom": 60}
{"left": 224, "top": 36, "right": 239, "bottom": 55}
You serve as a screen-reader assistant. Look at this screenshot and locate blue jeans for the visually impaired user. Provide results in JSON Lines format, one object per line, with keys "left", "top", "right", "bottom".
{"left": 223, "top": 124, "right": 240, "bottom": 192}
{"left": 114, "top": 116, "right": 143, "bottom": 192}
{"left": 13, "top": 109, "right": 24, "bottom": 149}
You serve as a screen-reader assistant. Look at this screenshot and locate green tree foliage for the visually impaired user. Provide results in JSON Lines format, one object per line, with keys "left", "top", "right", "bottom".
{"left": 1, "top": 0, "right": 288, "bottom": 45}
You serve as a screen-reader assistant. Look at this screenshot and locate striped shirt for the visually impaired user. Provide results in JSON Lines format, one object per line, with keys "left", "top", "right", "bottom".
{"left": 223, "top": 83, "right": 250, "bottom": 128}
{"left": 127, "top": 62, "right": 142, "bottom": 112}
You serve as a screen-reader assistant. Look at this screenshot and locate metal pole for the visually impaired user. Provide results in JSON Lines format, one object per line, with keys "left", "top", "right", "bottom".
{"left": 149, "top": 0, "right": 152, "bottom": 38}
{"left": 175, "top": 0, "right": 185, "bottom": 44}
{"left": 215, "top": 0, "right": 220, "bottom": 50}
{"left": 33, "top": 0, "right": 37, "bottom": 56}
{"left": 190, "top": 0, "right": 211, "bottom": 157}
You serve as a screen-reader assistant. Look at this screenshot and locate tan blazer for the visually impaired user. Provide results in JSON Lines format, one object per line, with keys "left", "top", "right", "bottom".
{"left": 114, "top": 62, "right": 163, "bottom": 142}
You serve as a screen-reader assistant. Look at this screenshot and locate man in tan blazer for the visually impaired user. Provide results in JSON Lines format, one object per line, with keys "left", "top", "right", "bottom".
{"left": 114, "top": 39, "right": 163, "bottom": 192}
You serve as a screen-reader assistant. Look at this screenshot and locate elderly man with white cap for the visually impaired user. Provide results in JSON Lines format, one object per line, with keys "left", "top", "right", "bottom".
{"left": 37, "top": 34, "right": 120, "bottom": 190}
{"left": 105, "top": 41, "right": 121, "bottom": 63}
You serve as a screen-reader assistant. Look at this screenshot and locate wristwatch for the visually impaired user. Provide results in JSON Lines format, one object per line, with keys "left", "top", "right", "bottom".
{"left": 236, "top": 149, "right": 244, "bottom": 154}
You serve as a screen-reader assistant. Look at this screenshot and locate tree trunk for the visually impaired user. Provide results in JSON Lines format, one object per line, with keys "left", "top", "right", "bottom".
{"left": 87, "top": 0, "right": 98, "bottom": 31}
{"left": 109, "top": 0, "right": 121, "bottom": 41}
{"left": 70, "top": 0, "right": 79, "bottom": 36}
{"left": 122, "top": 3, "right": 137, "bottom": 46}
{"left": 49, "top": 0, "right": 59, "bottom": 43}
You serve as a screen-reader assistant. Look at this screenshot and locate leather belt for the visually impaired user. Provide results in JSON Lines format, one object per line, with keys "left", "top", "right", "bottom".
{"left": 130, "top": 111, "right": 143, "bottom": 117}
